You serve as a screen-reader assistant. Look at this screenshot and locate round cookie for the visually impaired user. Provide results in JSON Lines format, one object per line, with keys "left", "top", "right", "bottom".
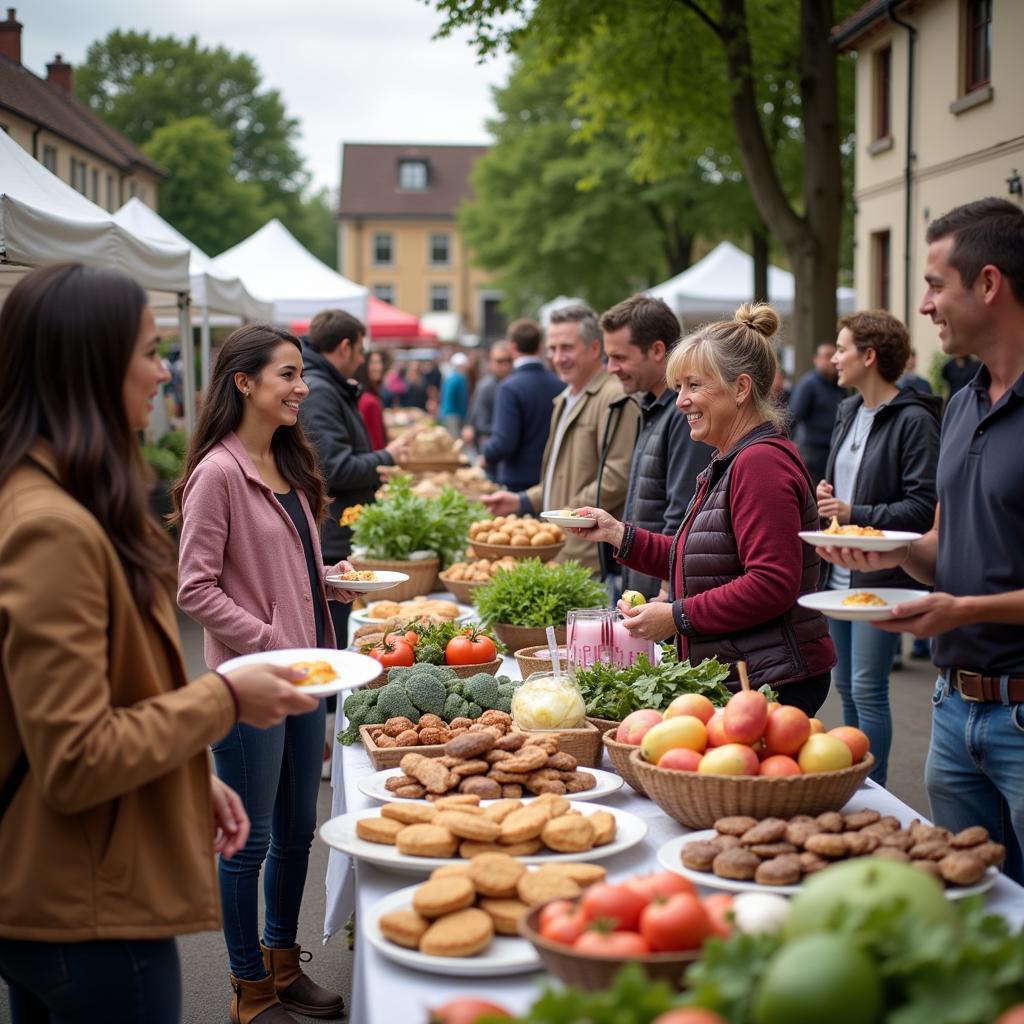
{"left": 378, "top": 909, "right": 430, "bottom": 949}
{"left": 459, "top": 839, "right": 542, "bottom": 859}
{"left": 681, "top": 841, "right": 718, "bottom": 872}
{"left": 478, "top": 898, "right": 529, "bottom": 935}
{"left": 541, "top": 814, "right": 595, "bottom": 853}
{"left": 430, "top": 863, "right": 474, "bottom": 881}
{"left": 467, "top": 852, "right": 525, "bottom": 898}
{"left": 356, "top": 817, "right": 405, "bottom": 845}
{"left": 499, "top": 805, "right": 550, "bottom": 844}
{"left": 538, "top": 862, "right": 606, "bottom": 887}
{"left": 587, "top": 810, "right": 616, "bottom": 847}
{"left": 434, "top": 811, "right": 500, "bottom": 843}
{"left": 711, "top": 847, "right": 761, "bottom": 881}
{"left": 419, "top": 907, "right": 494, "bottom": 958}
{"left": 381, "top": 802, "right": 437, "bottom": 825}
{"left": 395, "top": 823, "right": 459, "bottom": 858}
{"left": 517, "top": 867, "right": 581, "bottom": 906}
{"left": 412, "top": 876, "right": 477, "bottom": 918}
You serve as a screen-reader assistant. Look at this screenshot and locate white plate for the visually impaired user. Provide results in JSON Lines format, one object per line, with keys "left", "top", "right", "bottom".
{"left": 798, "top": 529, "right": 922, "bottom": 553}
{"left": 365, "top": 884, "right": 541, "bottom": 977}
{"left": 657, "top": 831, "right": 999, "bottom": 900}
{"left": 797, "top": 588, "right": 930, "bottom": 622}
{"left": 320, "top": 802, "right": 648, "bottom": 876}
{"left": 358, "top": 766, "right": 624, "bottom": 805}
{"left": 349, "top": 602, "right": 476, "bottom": 630}
{"left": 326, "top": 570, "right": 410, "bottom": 593}
{"left": 216, "top": 647, "right": 382, "bottom": 697}
{"left": 540, "top": 510, "right": 596, "bottom": 528}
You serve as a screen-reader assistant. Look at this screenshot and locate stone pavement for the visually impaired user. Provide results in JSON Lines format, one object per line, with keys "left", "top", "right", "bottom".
{"left": 1, "top": 617, "right": 939, "bottom": 1024}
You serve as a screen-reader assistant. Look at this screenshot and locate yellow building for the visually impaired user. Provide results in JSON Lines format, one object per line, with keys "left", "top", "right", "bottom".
{"left": 337, "top": 143, "right": 503, "bottom": 341}
{"left": 834, "top": 0, "right": 1023, "bottom": 364}
{"left": 0, "top": 9, "right": 165, "bottom": 211}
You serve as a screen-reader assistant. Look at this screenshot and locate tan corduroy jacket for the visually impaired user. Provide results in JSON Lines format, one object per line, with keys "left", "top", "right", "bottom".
{"left": 524, "top": 370, "right": 639, "bottom": 572}
{"left": 0, "top": 446, "right": 236, "bottom": 941}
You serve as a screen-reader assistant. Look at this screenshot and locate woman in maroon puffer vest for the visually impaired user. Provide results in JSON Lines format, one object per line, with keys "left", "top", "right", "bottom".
{"left": 578, "top": 302, "right": 836, "bottom": 714}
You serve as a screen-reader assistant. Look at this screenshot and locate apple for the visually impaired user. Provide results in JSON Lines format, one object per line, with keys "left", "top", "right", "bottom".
{"left": 705, "top": 708, "right": 729, "bottom": 747}
{"left": 759, "top": 754, "right": 803, "bottom": 777}
{"left": 664, "top": 693, "right": 716, "bottom": 724}
{"left": 829, "top": 726, "right": 870, "bottom": 764}
{"left": 808, "top": 717, "right": 825, "bottom": 735}
{"left": 641, "top": 716, "right": 707, "bottom": 763}
{"left": 698, "top": 743, "right": 760, "bottom": 776}
{"left": 797, "top": 733, "right": 853, "bottom": 774}
{"left": 723, "top": 690, "right": 769, "bottom": 745}
{"left": 763, "top": 705, "right": 811, "bottom": 756}
{"left": 621, "top": 590, "right": 646, "bottom": 607}
{"left": 657, "top": 747, "right": 703, "bottom": 771}
{"left": 615, "top": 708, "right": 663, "bottom": 745}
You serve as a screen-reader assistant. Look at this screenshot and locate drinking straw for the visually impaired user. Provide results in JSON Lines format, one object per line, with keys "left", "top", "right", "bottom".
{"left": 737, "top": 660, "right": 751, "bottom": 691}
{"left": 546, "top": 626, "right": 561, "bottom": 678}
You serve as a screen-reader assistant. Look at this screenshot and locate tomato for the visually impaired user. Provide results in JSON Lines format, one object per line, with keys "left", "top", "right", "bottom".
{"left": 428, "top": 998, "right": 512, "bottom": 1023}
{"left": 579, "top": 882, "right": 649, "bottom": 932}
{"left": 703, "top": 892, "right": 734, "bottom": 939}
{"left": 626, "top": 871, "right": 696, "bottom": 903}
{"left": 639, "top": 893, "right": 711, "bottom": 952}
{"left": 538, "top": 903, "right": 590, "bottom": 946}
{"left": 573, "top": 928, "right": 651, "bottom": 957}
{"left": 445, "top": 631, "right": 497, "bottom": 665}
{"left": 539, "top": 899, "right": 577, "bottom": 930}
{"left": 651, "top": 1011, "right": 727, "bottom": 1024}
{"left": 401, "top": 629, "right": 420, "bottom": 647}
{"left": 368, "top": 637, "right": 415, "bottom": 667}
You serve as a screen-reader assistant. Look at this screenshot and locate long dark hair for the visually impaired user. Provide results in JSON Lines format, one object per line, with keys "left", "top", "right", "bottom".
{"left": 171, "top": 324, "right": 328, "bottom": 524}
{"left": 0, "top": 262, "right": 176, "bottom": 609}
{"left": 355, "top": 348, "right": 390, "bottom": 398}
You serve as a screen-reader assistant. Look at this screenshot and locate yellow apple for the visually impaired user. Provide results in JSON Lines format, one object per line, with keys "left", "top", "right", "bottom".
{"left": 663, "top": 693, "right": 716, "bottom": 724}
{"left": 640, "top": 716, "right": 707, "bottom": 762}
{"left": 697, "top": 743, "right": 761, "bottom": 776}
{"left": 797, "top": 733, "right": 853, "bottom": 774}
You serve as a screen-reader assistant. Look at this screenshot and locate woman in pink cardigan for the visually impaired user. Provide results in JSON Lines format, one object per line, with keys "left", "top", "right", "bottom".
{"left": 174, "top": 324, "right": 355, "bottom": 1024}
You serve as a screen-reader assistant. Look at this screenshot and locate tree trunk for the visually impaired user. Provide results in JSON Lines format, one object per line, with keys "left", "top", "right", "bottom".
{"left": 751, "top": 227, "right": 769, "bottom": 302}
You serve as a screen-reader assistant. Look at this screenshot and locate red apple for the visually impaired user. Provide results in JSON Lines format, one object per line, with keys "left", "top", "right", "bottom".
{"left": 615, "top": 708, "right": 663, "bottom": 745}
{"left": 657, "top": 747, "right": 703, "bottom": 771}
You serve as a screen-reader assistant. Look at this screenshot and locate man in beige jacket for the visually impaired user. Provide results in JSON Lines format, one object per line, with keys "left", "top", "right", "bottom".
{"left": 482, "top": 304, "right": 639, "bottom": 572}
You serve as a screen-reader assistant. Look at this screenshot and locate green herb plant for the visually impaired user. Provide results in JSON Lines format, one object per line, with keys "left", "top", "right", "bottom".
{"left": 474, "top": 558, "right": 607, "bottom": 628}
{"left": 402, "top": 620, "right": 505, "bottom": 665}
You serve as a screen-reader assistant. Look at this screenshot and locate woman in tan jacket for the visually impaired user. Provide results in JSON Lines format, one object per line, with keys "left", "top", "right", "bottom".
{"left": 0, "top": 263, "right": 318, "bottom": 1024}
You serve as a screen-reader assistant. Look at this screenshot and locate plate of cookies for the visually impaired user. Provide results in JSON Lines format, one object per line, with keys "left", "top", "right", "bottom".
{"left": 319, "top": 796, "right": 647, "bottom": 875}
{"left": 358, "top": 765, "right": 624, "bottom": 805}
{"left": 657, "top": 808, "right": 1003, "bottom": 899}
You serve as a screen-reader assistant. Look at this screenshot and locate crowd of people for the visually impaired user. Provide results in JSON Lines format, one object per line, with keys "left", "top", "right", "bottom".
{"left": 1, "top": 196, "right": 1023, "bottom": 1023}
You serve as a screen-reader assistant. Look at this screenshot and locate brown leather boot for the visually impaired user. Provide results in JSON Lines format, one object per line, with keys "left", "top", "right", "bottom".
{"left": 229, "top": 973, "right": 297, "bottom": 1024}
{"left": 261, "top": 941, "right": 346, "bottom": 1019}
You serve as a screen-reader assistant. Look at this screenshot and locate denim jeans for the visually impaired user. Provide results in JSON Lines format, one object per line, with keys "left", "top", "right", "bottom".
{"left": 212, "top": 702, "right": 326, "bottom": 979}
{"left": 0, "top": 938, "right": 180, "bottom": 1024}
{"left": 926, "top": 676, "right": 1024, "bottom": 884}
{"left": 829, "top": 618, "right": 900, "bottom": 786}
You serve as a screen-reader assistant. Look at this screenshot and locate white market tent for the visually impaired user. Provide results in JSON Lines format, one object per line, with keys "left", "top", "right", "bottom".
{"left": 538, "top": 295, "right": 587, "bottom": 327}
{"left": 648, "top": 240, "right": 856, "bottom": 321}
{"left": 214, "top": 219, "right": 368, "bottom": 324}
{"left": 0, "top": 129, "right": 199, "bottom": 431}
{"left": 113, "top": 198, "right": 273, "bottom": 391}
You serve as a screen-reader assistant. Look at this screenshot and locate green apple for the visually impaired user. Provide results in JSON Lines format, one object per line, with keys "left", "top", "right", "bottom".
{"left": 621, "top": 590, "right": 646, "bottom": 607}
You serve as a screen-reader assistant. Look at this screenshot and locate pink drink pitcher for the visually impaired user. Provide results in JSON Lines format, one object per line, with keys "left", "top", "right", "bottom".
{"left": 566, "top": 608, "right": 614, "bottom": 672}
{"left": 611, "top": 611, "right": 657, "bottom": 668}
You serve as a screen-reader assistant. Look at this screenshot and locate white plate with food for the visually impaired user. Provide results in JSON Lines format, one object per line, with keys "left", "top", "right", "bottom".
{"left": 326, "top": 570, "right": 410, "bottom": 593}
{"left": 216, "top": 648, "right": 382, "bottom": 697}
{"left": 358, "top": 766, "right": 624, "bottom": 805}
{"left": 320, "top": 803, "right": 648, "bottom": 876}
{"left": 798, "top": 527, "right": 922, "bottom": 553}
{"left": 365, "top": 884, "right": 541, "bottom": 977}
{"left": 797, "top": 588, "right": 929, "bottom": 622}
{"left": 349, "top": 600, "right": 476, "bottom": 631}
{"left": 540, "top": 510, "right": 597, "bottom": 528}
{"left": 657, "top": 832, "right": 999, "bottom": 901}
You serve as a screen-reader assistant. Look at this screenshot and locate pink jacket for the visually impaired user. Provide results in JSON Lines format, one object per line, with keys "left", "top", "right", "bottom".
{"left": 177, "top": 433, "right": 337, "bottom": 669}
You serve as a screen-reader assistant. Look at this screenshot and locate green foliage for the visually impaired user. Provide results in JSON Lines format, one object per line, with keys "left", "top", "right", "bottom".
{"left": 140, "top": 444, "right": 181, "bottom": 482}
{"left": 929, "top": 351, "right": 948, "bottom": 397}
{"left": 474, "top": 558, "right": 607, "bottom": 628}
{"left": 157, "top": 429, "right": 188, "bottom": 460}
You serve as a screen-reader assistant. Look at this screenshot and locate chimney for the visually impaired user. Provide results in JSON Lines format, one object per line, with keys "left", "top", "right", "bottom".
{"left": 46, "top": 52, "right": 72, "bottom": 94}
{"left": 0, "top": 8, "right": 21, "bottom": 64}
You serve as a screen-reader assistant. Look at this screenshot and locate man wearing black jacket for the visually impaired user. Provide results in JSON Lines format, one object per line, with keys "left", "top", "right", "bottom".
{"left": 599, "top": 294, "right": 713, "bottom": 599}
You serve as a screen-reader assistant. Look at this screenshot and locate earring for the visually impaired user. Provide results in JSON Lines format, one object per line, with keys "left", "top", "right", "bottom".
{"left": 243, "top": 389, "right": 250, "bottom": 398}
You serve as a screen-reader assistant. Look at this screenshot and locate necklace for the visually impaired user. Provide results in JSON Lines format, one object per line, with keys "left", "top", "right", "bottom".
{"left": 849, "top": 409, "right": 874, "bottom": 452}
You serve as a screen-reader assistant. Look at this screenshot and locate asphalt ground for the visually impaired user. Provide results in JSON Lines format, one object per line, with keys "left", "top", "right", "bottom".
{"left": 1, "top": 616, "right": 938, "bottom": 1024}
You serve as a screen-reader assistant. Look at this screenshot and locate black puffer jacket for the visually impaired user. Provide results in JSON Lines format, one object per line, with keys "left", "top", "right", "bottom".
{"left": 822, "top": 387, "right": 942, "bottom": 589}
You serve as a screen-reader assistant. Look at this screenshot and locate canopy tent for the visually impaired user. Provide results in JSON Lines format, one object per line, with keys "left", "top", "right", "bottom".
{"left": 0, "top": 130, "right": 197, "bottom": 432}
{"left": 538, "top": 295, "right": 587, "bottom": 327}
{"left": 113, "top": 198, "right": 273, "bottom": 392}
{"left": 290, "top": 296, "right": 437, "bottom": 344}
{"left": 215, "top": 219, "right": 368, "bottom": 324}
{"left": 647, "top": 241, "right": 856, "bottom": 320}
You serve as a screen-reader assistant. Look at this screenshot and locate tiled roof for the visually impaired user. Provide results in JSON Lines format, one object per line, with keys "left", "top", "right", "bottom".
{"left": 338, "top": 143, "right": 488, "bottom": 219}
{"left": 831, "top": 0, "right": 913, "bottom": 50}
{"left": 0, "top": 54, "right": 167, "bottom": 177}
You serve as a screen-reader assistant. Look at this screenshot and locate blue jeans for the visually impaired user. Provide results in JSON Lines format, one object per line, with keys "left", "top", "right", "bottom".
{"left": 926, "top": 676, "right": 1024, "bottom": 884}
{"left": 829, "top": 618, "right": 900, "bottom": 786}
{"left": 0, "top": 938, "right": 180, "bottom": 1024}
{"left": 212, "top": 702, "right": 325, "bottom": 979}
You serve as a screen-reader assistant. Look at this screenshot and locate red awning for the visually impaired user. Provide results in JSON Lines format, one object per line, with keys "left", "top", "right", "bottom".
{"left": 290, "top": 297, "right": 437, "bottom": 342}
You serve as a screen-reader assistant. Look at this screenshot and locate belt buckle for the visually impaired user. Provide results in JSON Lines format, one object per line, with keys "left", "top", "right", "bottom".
{"left": 955, "top": 670, "right": 982, "bottom": 702}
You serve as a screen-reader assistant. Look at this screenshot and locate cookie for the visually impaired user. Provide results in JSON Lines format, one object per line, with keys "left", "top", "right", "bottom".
{"left": 481, "top": 799, "right": 523, "bottom": 824}
{"left": 754, "top": 854, "right": 802, "bottom": 886}
{"left": 739, "top": 819, "right": 787, "bottom": 845}
{"left": 356, "top": 817, "right": 405, "bottom": 845}
{"left": 434, "top": 811, "right": 500, "bottom": 843}
{"left": 750, "top": 842, "right": 798, "bottom": 859}
{"left": 395, "top": 823, "right": 459, "bottom": 858}
{"left": 499, "top": 805, "right": 550, "bottom": 844}
{"left": 541, "top": 815, "right": 595, "bottom": 853}
{"left": 412, "top": 876, "right": 476, "bottom": 918}
{"left": 815, "top": 812, "right": 845, "bottom": 833}
{"left": 501, "top": 784, "right": 524, "bottom": 799}
{"left": 843, "top": 809, "right": 882, "bottom": 831}
{"left": 587, "top": 810, "right": 616, "bottom": 846}
{"left": 538, "top": 862, "right": 606, "bottom": 887}
{"left": 467, "top": 852, "right": 525, "bottom": 898}
{"left": 445, "top": 732, "right": 496, "bottom": 759}
{"left": 393, "top": 784, "right": 427, "bottom": 799}
{"left": 500, "top": 746, "right": 550, "bottom": 774}
{"left": 459, "top": 776, "right": 502, "bottom": 800}
{"left": 546, "top": 752, "right": 577, "bottom": 772}
{"left": 533, "top": 793, "right": 570, "bottom": 818}
{"left": 564, "top": 773, "right": 598, "bottom": 794}
{"left": 804, "top": 833, "right": 848, "bottom": 859}
{"left": 938, "top": 850, "right": 988, "bottom": 886}
{"left": 711, "top": 848, "right": 760, "bottom": 880}
{"left": 681, "top": 841, "right": 718, "bottom": 872}
{"left": 714, "top": 816, "right": 758, "bottom": 836}
{"left": 381, "top": 802, "right": 437, "bottom": 825}
{"left": 432, "top": 795, "right": 483, "bottom": 810}
{"left": 517, "top": 868, "right": 581, "bottom": 906}
{"left": 459, "top": 839, "right": 542, "bottom": 859}
{"left": 430, "top": 863, "right": 474, "bottom": 880}
{"left": 407, "top": 757, "right": 457, "bottom": 795}
{"left": 479, "top": 898, "right": 529, "bottom": 936}
{"left": 418, "top": 907, "right": 494, "bottom": 958}
{"left": 950, "top": 826, "right": 990, "bottom": 849}
{"left": 494, "top": 731, "right": 527, "bottom": 752}
{"left": 378, "top": 909, "right": 430, "bottom": 949}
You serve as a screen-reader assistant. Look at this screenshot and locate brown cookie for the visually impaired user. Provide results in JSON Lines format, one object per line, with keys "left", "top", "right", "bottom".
{"left": 522, "top": 733, "right": 559, "bottom": 754}
{"left": 356, "top": 817, "right": 405, "bottom": 845}
{"left": 489, "top": 770, "right": 531, "bottom": 785}
{"left": 501, "top": 746, "right": 551, "bottom": 774}
{"left": 541, "top": 815, "right": 595, "bottom": 853}
{"left": 784, "top": 822, "right": 821, "bottom": 848}
{"left": 385, "top": 774, "right": 418, "bottom": 793}
{"left": 485, "top": 750, "right": 514, "bottom": 764}
{"left": 974, "top": 841, "right": 1007, "bottom": 867}
{"left": 528, "top": 779, "right": 567, "bottom": 796}
{"left": 501, "top": 784, "right": 523, "bottom": 799}
{"left": 450, "top": 760, "right": 490, "bottom": 779}
{"left": 681, "top": 841, "right": 718, "bottom": 872}
{"left": 459, "top": 776, "right": 502, "bottom": 800}
{"left": 407, "top": 758, "right": 457, "bottom": 795}
{"left": 714, "top": 816, "right": 759, "bottom": 837}
{"left": 434, "top": 811, "right": 500, "bottom": 843}
{"left": 546, "top": 752, "right": 578, "bottom": 772}
{"left": 843, "top": 832, "right": 880, "bottom": 856}
{"left": 533, "top": 793, "right": 570, "bottom": 817}
{"left": 379, "top": 909, "right": 430, "bottom": 949}
{"left": 412, "top": 876, "right": 476, "bottom": 918}
{"left": 754, "top": 854, "right": 802, "bottom": 886}
{"left": 909, "top": 840, "right": 951, "bottom": 861}
{"left": 395, "top": 823, "right": 459, "bottom": 858}
{"left": 815, "top": 812, "right": 845, "bottom": 833}
{"left": 381, "top": 802, "right": 437, "bottom": 825}
{"left": 740, "top": 819, "right": 788, "bottom": 846}
{"left": 517, "top": 868, "right": 581, "bottom": 906}
{"left": 499, "top": 805, "right": 550, "bottom": 844}
{"left": 938, "top": 851, "right": 988, "bottom": 887}
{"left": 445, "top": 732, "right": 496, "bottom": 759}
{"left": 798, "top": 851, "right": 829, "bottom": 875}
{"left": 803, "top": 833, "right": 848, "bottom": 859}
{"left": 459, "top": 839, "right": 542, "bottom": 859}
{"left": 432, "top": 795, "right": 483, "bottom": 811}
{"left": 467, "top": 852, "right": 525, "bottom": 898}
{"left": 750, "top": 842, "right": 798, "bottom": 859}
{"left": 481, "top": 799, "right": 523, "bottom": 824}
{"left": 842, "top": 809, "right": 882, "bottom": 831}
{"left": 419, "top": 907, "right": 494, "bottom": 958}
{"left": 479, "top": 898, "right": 529, "bottom": 935}
{"left": 950, "top": 826, "right": 990, "bottom": 849}
{"left": 393, "top": 783, "right": 427, "bottom": 799}
{"left": 712, "top": 848, "right": 761, "bottom": 880}
{"left": 539, "top": 862, "right": 607, "bottom": 887}
{"left": 709, "top": 834, "right": 742, "bottom": 852}
{"left": 587, "top": 810, "right": 617, "bottom": 847}
{"left": 494, "top": 732, "right": 527, "bottom": 752}
{"left": 565, "top": 773, "right": 598, "bottom": 794}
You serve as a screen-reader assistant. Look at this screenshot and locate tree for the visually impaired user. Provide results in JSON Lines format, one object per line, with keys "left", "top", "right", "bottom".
{"left": 430, "top": 0, "right": 858, "bottom": 368}
{"left": 287, "top": 187, "right": 339, "bottom": 270}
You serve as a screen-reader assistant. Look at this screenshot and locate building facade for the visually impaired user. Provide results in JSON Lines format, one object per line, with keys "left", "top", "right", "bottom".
{"left": 0, "top": 9, "right": 165, "bottom": 211}
{"left": 835, "top": 0, "right": 1022, "bottom": 363}
{"left": 337, "top": 143, "right": 503, "bottom": 341}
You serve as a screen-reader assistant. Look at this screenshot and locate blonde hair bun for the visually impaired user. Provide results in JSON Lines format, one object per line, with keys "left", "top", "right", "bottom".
{"left": 734, "top": 302, "right": 780, "bottom": 339}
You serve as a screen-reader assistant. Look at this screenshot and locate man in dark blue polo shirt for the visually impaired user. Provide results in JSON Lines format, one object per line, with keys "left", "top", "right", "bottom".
{"left": 819, "top": 197, "right": 1024, "bottom": 883}
{"left": 788, "top": 341, "right": 845, "bottom": 483}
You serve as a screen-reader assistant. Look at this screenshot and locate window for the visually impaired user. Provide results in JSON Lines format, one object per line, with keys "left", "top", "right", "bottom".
{"left": 106, "top": 174, "right": 115, "bottom": 210}
{"left": 430, "top": 284, "right": 451, "bottom": 312}
{"left": 965, "top": 0, "right": 992, "bottom": 93}
{"left": 398, "top": 159, "right": 428, "bottom": 191}
{"left": 42, "top": 144, "right": 57, "bottom": 174}
{"left": 429, "top": 232, "right": 451, "bottom": 266}
{"left": 872, "top": 230, "right": 891, "bottom": 310}
{"left": 873, "top": 46, "right": 892, "bottom": 140}
{"left": 373, "top": 283, "right": 395, "bottom": 305}
{"left": 372, "top": 232, "right": 393, "bottom": 265}
{"left": 91, "top": 168, "right": 99, "bottom": 202}
{"left": 128, "top": 180, "right": 137, "bottom": 199}
{"left": 69, "top": 156, "right": 87, "bottom": 193}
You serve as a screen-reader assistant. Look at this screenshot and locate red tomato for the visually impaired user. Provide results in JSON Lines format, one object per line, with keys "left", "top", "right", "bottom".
{"left": 638, "top": 893, "right": 712, "bottom": 952}
{"left": 651, "top": 1011, "right": 727, "bottom": 1024}
{"left": 428, "top": 998, "right": 512, "bottom": 1023}
{"left": 579, "top": 882, "right": 649, "bottom": 932}
{"left": 445, "top": 632, "right": 497, "bottom": 665}
{"left": 368, "top": 637, "right": 415, "bottom": 667}
{"left": 539, "top": 899, "right": 577, "bottom": 929}
{"left": 626, "top": 871, "right": 697, "bottom": 903}
{"left": 538, "top": 903, "right": 590, "bottom": 946}
{"left": 573, "top": 929, "right": 651, "bottom": 957}
{"left": 401, "top": 630, "right": 420, "bottom": 647}
{"left": 703, "top": 892, "right": 734, "bottom": 939}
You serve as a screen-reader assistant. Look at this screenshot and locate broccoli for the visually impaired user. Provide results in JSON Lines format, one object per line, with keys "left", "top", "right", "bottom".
{"left": 464, "top": 673, "right": 500, "bottom": 710}
{"left": 342, "top": 689, "right": 377, "bottom": 723}
{"left": 386, "top": 665, "right": 415, "bottom": 685}
{"left": 405, "top": 674, "right": 447, "bottom": 718}
{"left": 416, "top": 641, "right": 446, "bottom": 665}
{"left": 375, "top": 683, "right": 420, "bottom": 724}
{"left": 465, "top": 701, "right": 483, "bottom": 719}
{"left": 442, "top": 692, "right": 471, "bottom": 722}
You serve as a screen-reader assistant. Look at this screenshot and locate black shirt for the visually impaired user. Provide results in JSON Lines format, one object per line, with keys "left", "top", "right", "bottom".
{"left": 941, "top": 357, "right": 981, "bottom": 398}
{"left": 933, "top": 365, "right": 1024, "bottom": 673}
{"left": 275, "top": 489, "right": 326, "bottom": 648}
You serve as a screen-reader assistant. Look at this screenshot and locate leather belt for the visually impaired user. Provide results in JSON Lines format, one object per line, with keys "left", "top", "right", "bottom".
{"left": 944, "top": 669, "right": 1024, "bottom": 704}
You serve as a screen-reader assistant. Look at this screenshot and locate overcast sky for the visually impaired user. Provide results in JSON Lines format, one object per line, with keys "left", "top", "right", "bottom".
{"left": 20, "top": 0, "right": 511, "bottom": 192}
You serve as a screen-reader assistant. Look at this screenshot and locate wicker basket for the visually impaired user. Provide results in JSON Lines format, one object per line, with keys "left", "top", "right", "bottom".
{"left": 395, "top": 455, "right": 467, "bottom": 473}
{"left": 587, "top": 715, "right": 622, "bottom": 734}
{"left": 348, "top": 556, "right": 439, "bottom": 602}
{"left": 469, "top": 539, "right": 564, "bottom": 563}
{"left": 358, "top": 725, "right": 446, "bottom": 770}
{"left": 437, "top": 571, "right": 485, "bottom": 606}
{"left": 491, "top": 623, "right": 567, "bottom": 652}
{"left": 447, "top": 657, "right": 502, "bottom": 679}
{"left": 628, "top": 749, "right": 876, "bottom": 829}
{"left": 519, "top": 903, "right": 698, "bottom": 992}
{"left": 512, "top": 722, "right": 601, "bottom": 768}
{"left": 513, "top": 644, "right": 568, "bottom": 678}
{"left": 601, "top": 728, "right": 649, "bottom": 797}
